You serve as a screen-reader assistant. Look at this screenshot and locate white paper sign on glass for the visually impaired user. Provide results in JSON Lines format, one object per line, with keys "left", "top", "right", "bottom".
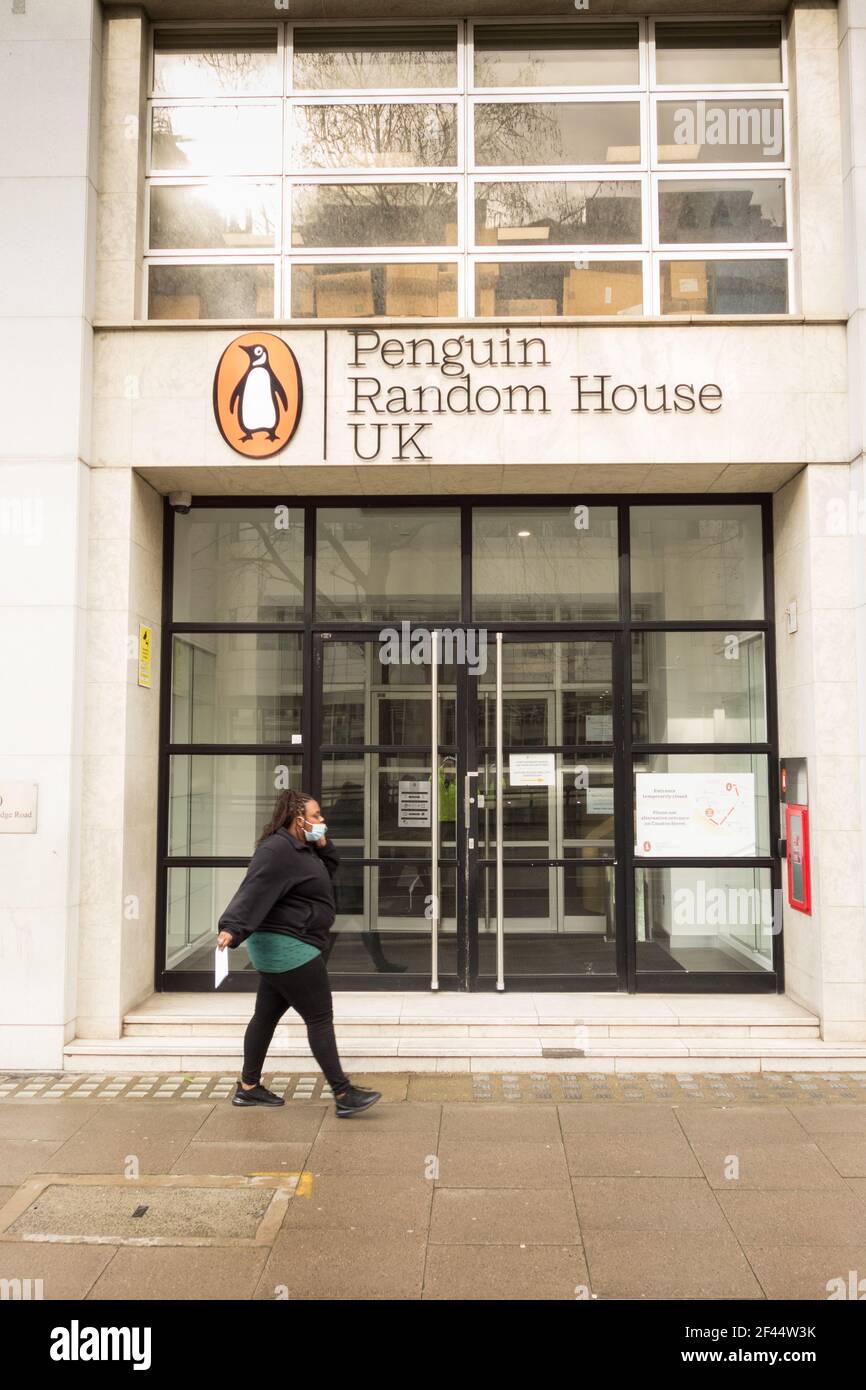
{"left": 586, "top": 786, "right": 615, "bottom": 815}
{"left": 635, "top": 773, "right": 756, "bottom": 857}
{"left": 509, "top": 753, "right": 556, "bottom": 787}
{"left": 585, "top": 714, "right": 613, "bottom": 742}
{"left": 398, "top": 779, "right": 432, "bottom": 828}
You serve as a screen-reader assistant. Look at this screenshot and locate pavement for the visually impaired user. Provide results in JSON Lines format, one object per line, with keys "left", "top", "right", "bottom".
{"left": 2, "top": 1069, "right": 866, "bottom": 1301}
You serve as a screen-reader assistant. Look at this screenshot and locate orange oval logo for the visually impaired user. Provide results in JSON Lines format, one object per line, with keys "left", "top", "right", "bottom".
{"left": 213, "top": 332, "right": 302, "bottom": 458}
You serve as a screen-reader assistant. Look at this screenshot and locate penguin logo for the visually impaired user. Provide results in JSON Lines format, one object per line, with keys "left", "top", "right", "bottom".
{"left": 213, "top": 332, "right": 302, "bottom": 459}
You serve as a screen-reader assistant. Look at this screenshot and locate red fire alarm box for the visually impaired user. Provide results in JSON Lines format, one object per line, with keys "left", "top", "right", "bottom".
{"left": 786, "top": 804, "right": 811, "bottom": 914}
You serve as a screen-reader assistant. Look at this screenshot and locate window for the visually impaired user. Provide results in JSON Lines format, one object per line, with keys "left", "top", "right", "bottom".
{"left": 145, "top": 19, "right": 791, "bottom": 318}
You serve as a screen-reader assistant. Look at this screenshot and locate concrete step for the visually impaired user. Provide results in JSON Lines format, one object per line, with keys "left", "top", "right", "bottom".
{"left": 64, "top": 1033, "right": 866, "bottom": 1074}
{"left": 123, "top": 1019, "right": 822, "bottom": 1040}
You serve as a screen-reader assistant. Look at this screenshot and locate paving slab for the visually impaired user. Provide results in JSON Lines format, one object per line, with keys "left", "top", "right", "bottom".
{"left": 422, "top": 1243, "right": 589, "bottom": 1299}
{"left": 583, "top": 1231, "right": 764, "bottom": 1300}
{"left": 284, "top": 1175, "right": 434, "bottom": 1232}
{"left": 717, "top": 1189, "right": 866, "bottom": 1246}
{"left": 435, "top": 1138, "right": 571, "bottom": 1189}
{"left": 688, "top": 1140, "right": 850, "bottom": 1190}
{"left": 87, "top": 1245, "right": 270, "bottom": 1300}
{"left": 0, "top": 1240, "right": 118, "bottom": 1300}
{"left": 744, "top": 1245, "right": 866, "bottom": 1300}
{"left": 255, "top": 1229, "right": 427, "bottom": 1300}
{"left": 429, "top": 1187, "right": 581, "bottom": 1245}
{"left": 571, "top": 1177, "right": 731, "bottom": 1235}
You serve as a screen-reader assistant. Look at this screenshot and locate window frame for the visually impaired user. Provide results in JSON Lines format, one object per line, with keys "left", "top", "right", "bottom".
{"left": 143, "top": 15, "right": 795, "bottom": 321}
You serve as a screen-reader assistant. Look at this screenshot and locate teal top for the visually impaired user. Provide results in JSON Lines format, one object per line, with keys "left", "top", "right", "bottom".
{"left": 245, "top": 930, "right": 321, "bottom": 974}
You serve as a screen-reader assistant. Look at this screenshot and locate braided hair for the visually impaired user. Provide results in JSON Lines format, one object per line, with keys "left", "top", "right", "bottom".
{"left": 256, "top": 788, "right": 314, "bottom": 848}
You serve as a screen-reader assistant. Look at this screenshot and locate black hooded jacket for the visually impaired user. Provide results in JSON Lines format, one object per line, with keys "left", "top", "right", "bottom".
{"left": 218, "top": 828, "right": 339, "bottom": 952}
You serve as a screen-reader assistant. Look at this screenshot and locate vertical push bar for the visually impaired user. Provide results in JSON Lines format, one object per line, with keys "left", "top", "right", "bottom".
{"left": 495, "top": 631, "right": 505, "bottom": 991}
{"left": 430, "top": 630, "right": 440, "bottom": 990}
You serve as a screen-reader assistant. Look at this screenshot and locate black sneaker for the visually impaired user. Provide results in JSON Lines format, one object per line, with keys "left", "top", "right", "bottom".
{"left": 334, "top": 1084, "right": 381, "bottom": 1118}
{"left": 232, "top": 1081, "right": 285, "bottom": 1107}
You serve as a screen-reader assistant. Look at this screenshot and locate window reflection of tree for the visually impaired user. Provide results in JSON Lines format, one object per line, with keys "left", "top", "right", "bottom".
{"left": 294, "top": 42, "right": 455, "bottom": 92}
{"left": 476, "top": 180, "right": 640, "bottom": 246}
{"left": 296, "top": 103, "right": 457, "bottom": 169}
{"left": 295, "top": 183, "right": 455, "bottom": 249}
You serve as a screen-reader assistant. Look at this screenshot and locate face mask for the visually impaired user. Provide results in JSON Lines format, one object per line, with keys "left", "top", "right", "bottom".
{"left": 302, "top": 817, "right": 327, "bottom": 843}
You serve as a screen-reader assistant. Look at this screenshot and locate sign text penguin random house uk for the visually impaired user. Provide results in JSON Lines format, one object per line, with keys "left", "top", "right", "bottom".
{"left": 345, "top": 329, "right": 723, "bottom": 461}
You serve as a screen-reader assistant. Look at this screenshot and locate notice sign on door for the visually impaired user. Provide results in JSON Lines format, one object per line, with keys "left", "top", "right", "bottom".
{"left": 0, "top": 782, "right": 38, "bottom": 834}
{"left": 398, "top": 779, "right": 431, "bottom": 828}
{"left": 635, "top": 773, "right": 756, "bottom": 857}
{"left": 509, "top": 753, "right": 556, "bottom": 787}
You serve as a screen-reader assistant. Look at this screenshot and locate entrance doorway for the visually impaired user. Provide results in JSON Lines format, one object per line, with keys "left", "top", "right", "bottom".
{"left": 315, "top": 630, "right": 625, "bottom": 990}
{"left": 157, "top": 495, "right": 781, "bottom": 994}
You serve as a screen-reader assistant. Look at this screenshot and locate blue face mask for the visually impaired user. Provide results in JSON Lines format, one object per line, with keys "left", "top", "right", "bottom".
{"left": 302, "top": 818, "right": 327, "bottom": 843}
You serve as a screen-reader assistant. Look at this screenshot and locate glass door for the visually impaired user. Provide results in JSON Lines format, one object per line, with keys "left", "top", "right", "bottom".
{"left": 467, "top": 634, "right": 625, "bottom": 990}
{"left": 313, "top": 632, "right": 462, "bottom": 985}
{"left": 313, "top": 629, "right": 625, "bottom": 989}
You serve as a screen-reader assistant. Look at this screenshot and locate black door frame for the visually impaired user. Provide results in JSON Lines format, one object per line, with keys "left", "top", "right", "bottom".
{"left": 155, "top": 493, "right": 783, "bottom": 995}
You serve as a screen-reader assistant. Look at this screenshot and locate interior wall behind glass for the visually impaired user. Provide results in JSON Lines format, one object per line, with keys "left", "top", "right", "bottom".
{"left": 473, "top": 506, "right": 619, "bottom": 621}
{"left": 315, "top": 507, "right": 461, "bottom": 620}
{"left": 630, "top": 505, "right": 764, "bottom": 620}
{"left": 173, "top": 507, "right": 304, "bottom": 621}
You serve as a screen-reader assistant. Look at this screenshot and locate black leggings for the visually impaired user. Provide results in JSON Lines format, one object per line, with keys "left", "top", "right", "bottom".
{"left": 242, "top": 953, "right": 351, "bottom": 1093}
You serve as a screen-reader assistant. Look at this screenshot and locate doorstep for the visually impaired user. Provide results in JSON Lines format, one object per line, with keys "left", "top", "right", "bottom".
{"left": 60, "top": 990, "right": 866, "bottom": 1074}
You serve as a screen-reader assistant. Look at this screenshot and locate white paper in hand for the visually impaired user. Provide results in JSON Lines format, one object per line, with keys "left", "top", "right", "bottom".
{"left": 215, "top": 945, "right": 229, "bottom": 988}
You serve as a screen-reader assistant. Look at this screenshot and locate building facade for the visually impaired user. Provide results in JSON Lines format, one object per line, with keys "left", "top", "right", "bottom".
{"left": 2, "top": 0, "right": 866, "bottom": 1068}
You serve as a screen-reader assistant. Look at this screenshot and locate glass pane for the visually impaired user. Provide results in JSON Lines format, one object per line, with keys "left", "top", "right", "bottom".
{"left": 153, "top": 29, "right": 281, "bottom": 97}
{"left": 324, "top": 863, "right": 458, "bottom": 977}
{"left": 476, "top": 260, "right": 642, "bottom": 315}
{"left": 655, "top": 21, "right": 783, "bottom": 86}
{"left": 168, "top": 754, "right": 302, "bottom": 856}
{"left": 170, "top": 634, "right": 303, "bottom": 744}
{"left": 630, "top": 505, "right": 764, "bottom": 621}
{"left": 633, "top": 753, "right": 771, "bottom": 858}
{"left": 320, "top": 641, "right": 457, "bottom": 747}
{"left": 635, "top": 867, "right": 774, "bottom": 974}
{"left": 149, "top": 183, "right": 278, "bottom": 250}
{"left": 473, "top": 507, "right": 619, "bottom": 620}
{"left": 474, "top": 22, "right": 639, "bottom": 88}
{"left": 293, "top": 103, "right": 458, "bottom": 169}
{"left": 632, "top": 630, "right": 767, "bottom": 744}
{"left": 660, "top": 258, "right": 787, "bottom": 314}
{"left": 172, "top": 507, "right": 304, "bottom": 621}
{"left": 293, "top": 25, "right": 457, "bottom": 90}
{"left": 475, "top": 102, "right": 641, "bottom": 166}
{"left": 475, "top": 180, "right": 641, "bottom": 246}
{"left": 476, "top": 641, "right": 614, "bottom": 748}
{"left": 316, "top": 507, "right": 461, "bottom": 621}
{"left": 292, "top": 183, "right": 458, "bottom": 247}
{"left": 150, "top": 105, "right": 281, "bottom": 173}
{"left": 292, "top": 262, "right": 457, "bottom": 317}
{"left": 477, "top": 754, "right": 615, "bottom": 858}
{"left": 166, "top": 866, "right": 247, "bottom": 970}
{"left": 658, "top": 180, "right": 786, "bottom": 244}
{"left": 148, "top": 264, "right": 274, "bottom": 319}
{"left": 657, "top": 100, "right": 784, "bottom": 164}
{"left": 321, "top": 753, "right": 457, "bottom": 858}
{"left": 478, "top": 865, "right": 616, "bottom": 977}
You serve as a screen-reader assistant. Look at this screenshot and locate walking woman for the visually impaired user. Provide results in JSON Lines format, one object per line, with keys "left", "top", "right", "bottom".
{"left": 216, "top": 789, "right": 380, "bottom": 1117}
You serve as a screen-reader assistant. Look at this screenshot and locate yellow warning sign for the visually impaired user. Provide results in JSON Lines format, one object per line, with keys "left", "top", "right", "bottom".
{"left": 138, "top": 624, "right": 152, "bottom": 688}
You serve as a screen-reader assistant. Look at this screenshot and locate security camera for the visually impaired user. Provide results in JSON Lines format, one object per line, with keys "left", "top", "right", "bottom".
{"left": 168, "top": 492, "right": 192, "bottom": 514}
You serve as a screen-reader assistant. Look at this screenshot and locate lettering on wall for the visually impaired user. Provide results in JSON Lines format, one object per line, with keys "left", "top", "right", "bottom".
{"left": 344, "top": 329, "right": 723, "bottom": 460}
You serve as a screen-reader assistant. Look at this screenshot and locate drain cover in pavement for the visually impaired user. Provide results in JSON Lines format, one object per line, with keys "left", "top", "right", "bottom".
{"left": 0, "top": 1174, "right": 301, "bottom": 1247}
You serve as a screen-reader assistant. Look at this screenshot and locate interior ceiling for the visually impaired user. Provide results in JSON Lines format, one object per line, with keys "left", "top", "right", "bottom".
{"left": 113, "top": 1, "right": 794, "bottom": 21}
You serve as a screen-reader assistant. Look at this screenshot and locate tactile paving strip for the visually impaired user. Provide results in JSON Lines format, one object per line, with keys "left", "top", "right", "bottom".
{"left": 2, "top": 1071, "right": 866, "bottom": 1103}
